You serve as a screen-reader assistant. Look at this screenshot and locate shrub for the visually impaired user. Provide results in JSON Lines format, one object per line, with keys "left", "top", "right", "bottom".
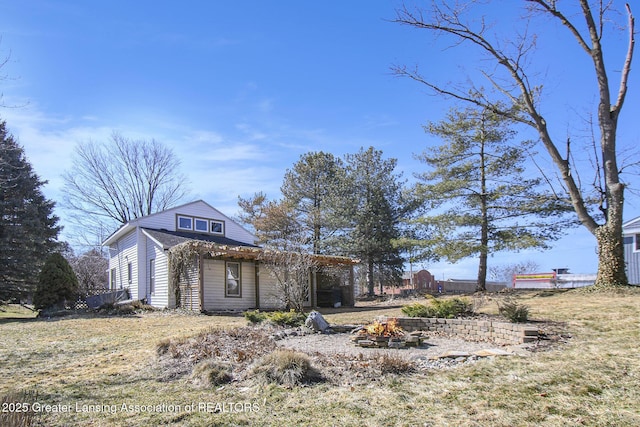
{"left": 113, "top": 304, "right": 136, "bottom": 315}
{"left": 498, "top": 299, "right": 530, "bottom": 323}
{"left": 401, "top": 297, "right": 473, "bottom": 318}
{"left": 244, "top": 309, "right": 306, "bottom": 327}
{"left": 130, "top": 300, "right": 156, "bottom": 311}
{"left": 431, "top": 297, "right": 473, "bottom": 318}
{"left": 244, "top": 309, "right": 267, "bottom": 324}
{"left": 401, "top": 302, "right": 433, "bottom": 317}
{"left": 252, "top": 350, "right": 322, "bottom": 386}
{"left": 376, "top": 354, "right": 416, "bottom": 375}
{"left": 191, "top": 360, "right": 233, "bottom": 387}
{"left": 156, "top": 338, "right": 173, "bottom": 356}
{"left": 266, "top": 309, "right": 306, "bottom": 327}
{"left": 33, "top": 253, "right": 79, "bottom": 310}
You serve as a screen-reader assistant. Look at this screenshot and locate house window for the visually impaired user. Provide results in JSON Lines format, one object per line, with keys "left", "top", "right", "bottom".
{"left": 636, "top": 234, "right": 640, "bottom": 252}
{"left": 177, "top": 216, "right": 193, "bottom": 230}
{"left": 225, "top": 262, "right": 241, "bottom": 297}
{"left": 110, "top": 268, "right": 116, "bottom": 290}
{"left": 211, "top": 220, "right": 224, "bottom": 235}
{"left": 149, "top": 259, "right": 156, "bottom": 294}
{"left": 195, "top": 218, "right": 208, "bottom": 233}
{"left": 127, "top": 262, "right": 132, "bottom": 285}
{"left": 177, "top": 215, "right": 225, "bottom": 236}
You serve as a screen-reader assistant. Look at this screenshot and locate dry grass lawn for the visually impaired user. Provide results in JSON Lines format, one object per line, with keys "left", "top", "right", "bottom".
{"left": 1, "top": 288, "right": 639, "bottom": 426}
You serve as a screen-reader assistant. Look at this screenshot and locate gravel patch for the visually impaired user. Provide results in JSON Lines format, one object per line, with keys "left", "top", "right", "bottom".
{"left": 276, "top": 331, "right": 524, "bottom": 371}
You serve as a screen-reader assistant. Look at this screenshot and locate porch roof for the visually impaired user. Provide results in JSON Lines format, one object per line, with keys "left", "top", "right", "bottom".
{"left": 141, "top": 228, "right": 259, "bottom": 250}
{"left": 158, "top": 232, "right": 359, "bottom": 266}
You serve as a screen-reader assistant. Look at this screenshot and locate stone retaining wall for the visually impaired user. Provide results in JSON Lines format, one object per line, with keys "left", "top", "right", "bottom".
{"left": 396, "top": 317, "right": 538, "bottom": 345}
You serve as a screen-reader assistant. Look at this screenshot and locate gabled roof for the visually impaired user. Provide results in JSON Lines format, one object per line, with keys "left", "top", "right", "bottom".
{"left": 142, "top": 228, "right": 259, "bottom": 250}
{"left": 101, "top": 199, "right": 257, "bottom": 246}
{"left": 623, "top": 216, "right": 640, "bottom": 234}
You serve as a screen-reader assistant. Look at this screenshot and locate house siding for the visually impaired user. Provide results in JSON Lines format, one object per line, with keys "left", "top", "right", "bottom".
{"left": 146, "top": 240, "right": 170, "bottom": 308}
{"left": 623, "top": 216, "right": 640, "bottom": 286}
{"left": 624, "top": 235, "right": 640, "bottom": 285}
{"left": 178, "top": 255, "right": 200, "bottom": 310}
{"left": 108, "top": 230, "right": 138, "bottom": 297}
{"left": 202, "top": 259, "right": 256, "bottom": 311}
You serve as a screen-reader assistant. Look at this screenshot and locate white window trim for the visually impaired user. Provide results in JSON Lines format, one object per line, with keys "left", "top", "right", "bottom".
{"left": 194, "top": 218, "right": 208, "bottom": 233}
{"left": 225, "top": 261, "right": 241, "bottom": 298}
{"left": 177, "top": 215, "right": 193, "bottom": 231}
{"left": 149, "top": 259, "right": 156, "bottom": 295}
{"left": 110, "top": 268, "right": 117, "bottom": 290}
{"left": 176, "top": 214, "right": 225, "bottom": 236}
{"left": 210, "top": 220, "right": 225, "bottom": 235}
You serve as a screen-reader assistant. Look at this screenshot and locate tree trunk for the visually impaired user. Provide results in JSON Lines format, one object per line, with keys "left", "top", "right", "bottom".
{"left": 594, "top": 226, "right": 627, "bottom": 288}
{"left": 477, "top": 251, "right": 487, "bottom": 292}
{"left": 368, "top": 260, "right": 375, "bottom": 297}
{"left": 476, "top": 116, "right": 488, "bottom": 292}
{"left": 594, "top": 184, "right": 628, "bottom": 288}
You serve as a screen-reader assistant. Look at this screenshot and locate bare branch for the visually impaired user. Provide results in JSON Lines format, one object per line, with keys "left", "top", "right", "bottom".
{"left": 526, "top": 1, "right": 593, "bottom": 52}
{"left": 63, "top": 133, "right": 190, "bottom": 240}
{"left": 612, "top": 3, "right": 635, "bottom": 114}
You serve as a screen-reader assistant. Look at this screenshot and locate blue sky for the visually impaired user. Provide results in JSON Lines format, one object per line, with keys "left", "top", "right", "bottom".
{"left": 1, "top": 1, "right": 638, "bottom": 279}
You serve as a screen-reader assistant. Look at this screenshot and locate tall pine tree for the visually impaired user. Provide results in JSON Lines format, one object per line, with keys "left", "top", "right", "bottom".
{"left": 414, "top": 106, "right": 573, "bottom": 291}
{"left": 0, "top": 119, "right": 61, "bottom": 302}
{"left": 344, "top": 147, "right": 406, "bottom": 296}
{"left": 280, "top": 152, "right": 348, "bottom": 255}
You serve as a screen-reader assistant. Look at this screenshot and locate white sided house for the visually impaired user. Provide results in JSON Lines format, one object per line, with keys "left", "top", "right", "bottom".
{"left": 102, "top": 200, "right": 357, "bottom": 311}
{"left": 623, "top": 216, "right": 640, "bottom": 285}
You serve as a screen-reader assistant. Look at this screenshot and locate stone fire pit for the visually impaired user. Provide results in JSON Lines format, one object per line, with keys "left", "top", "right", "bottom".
{"left": 352, "top": 318, "right": 420, "bottom": 349}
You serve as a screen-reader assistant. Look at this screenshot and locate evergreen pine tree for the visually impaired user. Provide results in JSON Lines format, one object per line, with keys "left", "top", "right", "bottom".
{"left": 0, "top": 119, "right": 61, "bottom": 302}
{"left": 33, "top": 253, "right": 78, "bottom": 310}
{"left": 414, "top": 106, "right": 573, "bottom": 291}
{"left": 281, "top": 152, "right": 348, "bottom": 255}
{"left": 344, "top": 147, "right": 406, "bottom": 296}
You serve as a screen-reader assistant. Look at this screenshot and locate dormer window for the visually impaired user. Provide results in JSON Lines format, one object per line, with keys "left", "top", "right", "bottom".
{"left": 176, "top": 214, "right": 225, "bottom": 236}
{"left": 195, "top": 218, "right": 208, "bottom": 233}
{"left": 211, "top": 220, "right": 224, "bottom": 235}
{"left": 177, "top": 216, "right": 193, "bottom": 231}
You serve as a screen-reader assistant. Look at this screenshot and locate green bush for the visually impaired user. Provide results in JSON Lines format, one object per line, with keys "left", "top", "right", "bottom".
{"left": 266, "top": 309, "right": 306, "bottom": 327}
{"left": 401, "top": 297, "right": 473, "bottom": 319}
{"left": 401, "top": 302, "right": 433, "bottom": 317}
{"left": 432, "top": 297, "right": 473, "bottom": 318}
{"left": 33, "top": 253, "right": 79, "bottom": 310}
{"left": 244, "top": 309, "right": 267, "bottom": 324}
{"left": 498, "top": 299, "right": 530, "bottom": 323}
{"left": 244, "top": 309, "right": 306, "bottom": 327}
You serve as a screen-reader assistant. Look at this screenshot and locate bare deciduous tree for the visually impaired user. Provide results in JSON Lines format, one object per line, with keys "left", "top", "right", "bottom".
{"left": 63, "top": 132, "right": 189, "bottom": 240}
{"left": 489, "top": 260, "right": 541, "bottom": 285}
{"left": 67, "top": 249, "right": 109, "bottom": 295}
{"left": 238, "top": 195, "right": 314, "bottom": 312}
{"left": 259, "top": 243, "right": 316, "bottom": 313}
{"left": 393, "top": 1, "right": 635, "bottom": 288}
